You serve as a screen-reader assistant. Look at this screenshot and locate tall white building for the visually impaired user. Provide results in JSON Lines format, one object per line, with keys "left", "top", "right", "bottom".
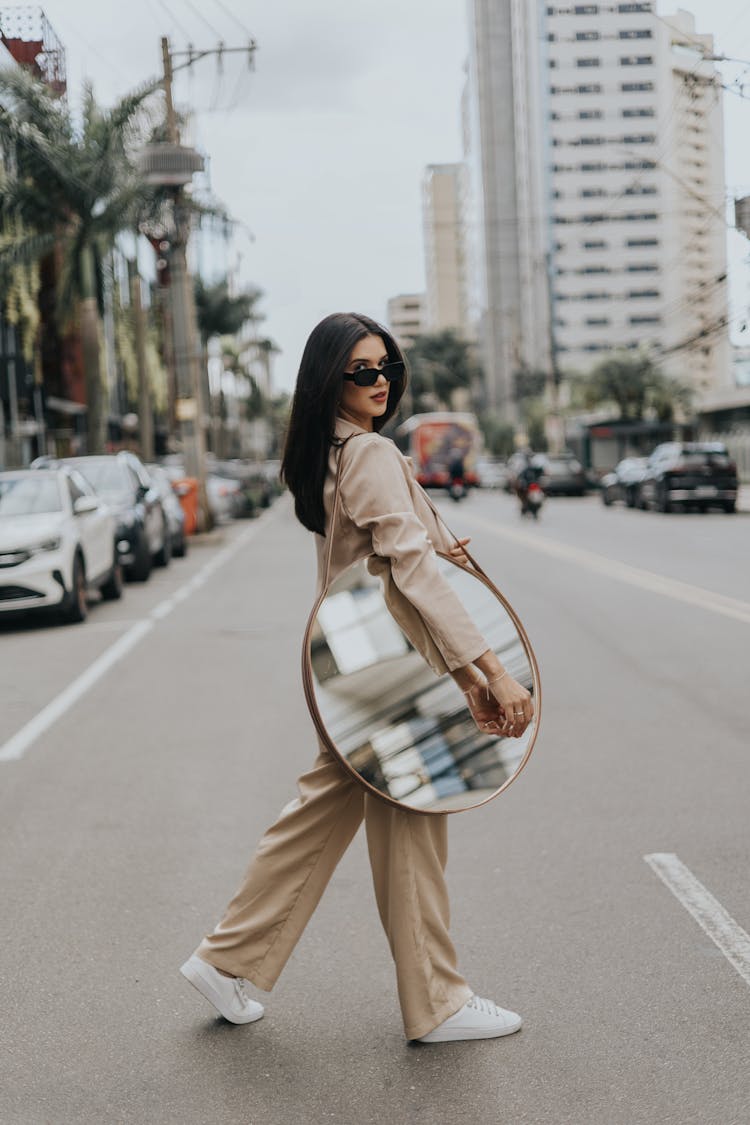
{"left": 465, "top": 0, "right": 551, "bottom": 417}
{"left": 546, "top": 4, "right": 728, "bottom": 394}
{"left": 386, "top": 293, "right": 426, "bottom": 350}
{"left": 422, "top": 164, "right": 470, "bottom": 336}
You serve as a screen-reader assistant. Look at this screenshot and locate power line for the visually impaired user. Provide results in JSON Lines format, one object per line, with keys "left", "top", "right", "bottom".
{"left": 182, "top": 0, "right": 224, "bottom": 41}
{"left": 209, "top": 0, "right": 255, "bottom": 39}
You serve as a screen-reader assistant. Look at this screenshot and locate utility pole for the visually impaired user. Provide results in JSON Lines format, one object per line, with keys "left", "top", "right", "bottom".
{"left": 140, "top": 33, "right": 256, "bottom": 525}
{"left": 129, "top": 253, "right": 153, "bottom": 462}
{"left": 544, "top": 250, "right": 564, "bottom": 455}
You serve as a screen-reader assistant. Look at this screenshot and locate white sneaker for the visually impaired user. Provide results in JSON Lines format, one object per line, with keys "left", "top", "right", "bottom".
{"left": 417, "top": 995, "right": 522, "bottom": 1043}
{"left": 180, "top": 954, "right": 264, "bottom": 1025}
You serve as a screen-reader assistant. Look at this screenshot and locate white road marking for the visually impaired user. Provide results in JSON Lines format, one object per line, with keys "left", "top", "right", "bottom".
{"left": 645, "top": 853, "right": 750, "bottom": 988}
{"left": 462, "top": 513, "right": 750, "bottom": 626}
{"left": 0, "top": 518, "right": 268, "bottom": 764}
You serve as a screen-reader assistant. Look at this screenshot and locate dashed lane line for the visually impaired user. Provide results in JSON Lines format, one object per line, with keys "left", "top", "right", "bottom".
{"left": 0, "top": 516, "right": 270, "bottom": 764}
{"left": 645, "top": 853, "right": 750, "bottom": 988}
{"left": 458, "top": 512, "right": 750, "bottom": 627}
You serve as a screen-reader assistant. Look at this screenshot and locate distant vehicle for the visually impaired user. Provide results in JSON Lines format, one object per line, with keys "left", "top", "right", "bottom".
{"left": 0, "top": 468, "right": 121, "bottom": 624}
{"left": 145, "top": 464, "right": 188, "bottom": 557}
{"left": 638, "top": 442, "right": 738, "bottom": 513}
{"left": 397, "top": 412, "right": 482, "bottom": 491}
{"left": 600, "top": 457, "right": 649, "bottom": 508}
{"left": 476, "top": 457, "right": 507, "bottom": 490}
{"left": 531, "top": 452, "right": 587, "bottom": 497}
{"left": 35, "top": 452, "right": 169, "bottom": 579}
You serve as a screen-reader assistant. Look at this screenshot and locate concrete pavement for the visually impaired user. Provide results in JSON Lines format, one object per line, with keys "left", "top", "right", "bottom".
{"left": 1, "top": 492, "right": 749, "bottom": 1124}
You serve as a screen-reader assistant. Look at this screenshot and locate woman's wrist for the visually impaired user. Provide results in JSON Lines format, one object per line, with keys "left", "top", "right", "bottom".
{"left": 473, "top": 650, "right": 506, "bottom": 682}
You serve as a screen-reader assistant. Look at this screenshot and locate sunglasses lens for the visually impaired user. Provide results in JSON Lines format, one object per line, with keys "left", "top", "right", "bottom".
{"left": 350, "top": 362, "right": 404, "bottom": 387}
{"left": 354, "top": 370, "right": 378, "bottom": 387}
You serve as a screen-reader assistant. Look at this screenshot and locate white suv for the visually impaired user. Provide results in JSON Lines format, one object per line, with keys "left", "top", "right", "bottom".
{"left": 0, "top": 468, "right": 122, "bottom": 624}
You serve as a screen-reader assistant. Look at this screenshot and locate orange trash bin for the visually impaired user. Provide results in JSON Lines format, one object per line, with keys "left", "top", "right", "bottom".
{"left": 173, "top": 477, "right": 199, "bottom": 536}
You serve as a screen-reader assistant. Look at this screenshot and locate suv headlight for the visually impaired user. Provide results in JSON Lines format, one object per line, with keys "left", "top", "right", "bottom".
{"left": 29, "top": 537, "right": 61, "bottom": 554}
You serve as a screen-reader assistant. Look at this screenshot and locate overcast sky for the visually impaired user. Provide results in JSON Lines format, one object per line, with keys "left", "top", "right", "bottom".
{"left": 33, "top": 0, "right": 750, "bottom": 390}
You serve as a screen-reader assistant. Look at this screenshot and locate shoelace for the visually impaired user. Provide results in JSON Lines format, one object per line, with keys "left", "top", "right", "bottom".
{"left": 233, "top": 978, "right": 251, "bottom": 1006}
{"left": 467, "top": 995, "right": 500, "bottom": 1017}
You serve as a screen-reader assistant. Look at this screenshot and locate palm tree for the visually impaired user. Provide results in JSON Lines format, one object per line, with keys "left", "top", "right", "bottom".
{"left": 0, "top": 66, "right": 160, "bottom": 452}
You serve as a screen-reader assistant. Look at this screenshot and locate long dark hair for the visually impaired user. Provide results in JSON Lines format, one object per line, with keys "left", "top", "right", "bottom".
{"left": 281, "top": 312, "right": 406, "bottom": 535}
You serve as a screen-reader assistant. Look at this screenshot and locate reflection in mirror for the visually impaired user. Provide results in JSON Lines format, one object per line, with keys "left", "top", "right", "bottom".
{"left": 305, "top": 555, "right": 539, "bottom": 814}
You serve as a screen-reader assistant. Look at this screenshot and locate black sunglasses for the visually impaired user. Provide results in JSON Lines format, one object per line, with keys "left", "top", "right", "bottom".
{"left": 342, "top": 360, "right": 405, "bottom": 387}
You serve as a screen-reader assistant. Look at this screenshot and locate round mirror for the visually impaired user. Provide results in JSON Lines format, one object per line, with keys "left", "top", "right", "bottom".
{"left": 302, "top": 553, "right": 541, "bottom": 814}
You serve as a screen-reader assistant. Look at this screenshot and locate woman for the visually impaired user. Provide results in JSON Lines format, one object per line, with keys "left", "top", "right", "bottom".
{"left": 181, "top": 312, "right": 533, "bottom": 1043}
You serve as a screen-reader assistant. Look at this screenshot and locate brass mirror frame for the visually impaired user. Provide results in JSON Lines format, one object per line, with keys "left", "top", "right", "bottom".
{"left": 301, "top": 550, "right": 542, "bottom": 815}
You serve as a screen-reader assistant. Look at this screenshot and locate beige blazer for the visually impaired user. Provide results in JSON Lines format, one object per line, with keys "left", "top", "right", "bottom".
{"left": 314, "top": 415, "right": 490, "bottom": 674}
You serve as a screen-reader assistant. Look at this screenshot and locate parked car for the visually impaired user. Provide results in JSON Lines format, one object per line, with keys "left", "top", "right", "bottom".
{"left": 0, "top": 468, "right": 122, "bottom": 624}
{"left": 600, "top": 457, "right": 649, "bottom": 508}
{"left": 35, "top": 452, "right": 169, "bottom": 579}
{"left": 145, "top": 464, "right": 188, "bottom": 557}
{"left": 638, "top": 442, "right": 739, "bottom": 513}
{"left": 531, "top": 452, "right": 587, "bottom": 496}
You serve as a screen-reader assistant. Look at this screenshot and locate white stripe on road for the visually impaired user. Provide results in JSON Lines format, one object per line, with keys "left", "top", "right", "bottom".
{"left": 461, "top": 513, "right": 750, "bottom": 627}
{"left": 645, "top": 853, "right": 750, "bottom": 988}
{"left": 0, "top": 518, "right": 268, "bottom": 764}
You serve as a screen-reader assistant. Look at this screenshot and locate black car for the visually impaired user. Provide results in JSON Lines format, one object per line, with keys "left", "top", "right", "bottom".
{"left": 35, "top": 453, "right": 170, "bottom": 579}
{"left": 638, "top": 442, "right": 738, "bottom": 514}
{"left": 600, "top": 457, "right": 648, "bottom": 508}
{"left": 531, "top": 453, "right": 587, "bottom": 496}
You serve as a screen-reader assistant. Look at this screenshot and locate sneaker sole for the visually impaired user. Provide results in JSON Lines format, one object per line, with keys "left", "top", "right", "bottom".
{"left": 180, "top": 958, "right": 264, "bottom": 1025}
{"left": 418, "top": 1016, "right": 522, "bottom": 1043}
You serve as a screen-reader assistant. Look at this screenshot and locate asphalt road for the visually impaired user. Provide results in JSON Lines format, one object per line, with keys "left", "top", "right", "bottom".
{"left": 1, "top": 490, "right": 749, "bottom": 1125}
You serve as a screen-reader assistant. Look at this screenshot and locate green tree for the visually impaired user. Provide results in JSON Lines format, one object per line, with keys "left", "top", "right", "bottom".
{"left": 0, "top": 66, "right": 161, "bottom": 452}
{"left": 583, "top": 352, "right": 693, "bottom": 422}
{"left": 405, "top": 330, "right": 481, "bottom": 410}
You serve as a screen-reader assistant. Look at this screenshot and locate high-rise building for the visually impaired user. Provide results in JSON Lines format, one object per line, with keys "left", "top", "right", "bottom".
{"left": 386, "top": 293, "right": 426, "bottom": 350}
{"left": 464, "top": 1, "right": 730, "bottom": 410}
{"left": 422, "top": 164, "right": 470, "bottom": 337}
{"left": 464, "top": 0, "right": 551, "bottom": 418}
{"left": 544, "top": 4, "right": 728, "bottom": 394}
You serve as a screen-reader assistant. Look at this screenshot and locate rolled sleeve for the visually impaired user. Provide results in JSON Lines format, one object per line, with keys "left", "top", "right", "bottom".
{"left": 338, "top": 436, "right": 490, "bottom": 672}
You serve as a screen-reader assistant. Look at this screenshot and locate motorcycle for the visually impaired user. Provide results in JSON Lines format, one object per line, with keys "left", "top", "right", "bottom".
{"left": 448, "top": 477, "right": 467, "bottom": 502}
{"left": 518, "top": 480, "right": 544, "bottom": 519}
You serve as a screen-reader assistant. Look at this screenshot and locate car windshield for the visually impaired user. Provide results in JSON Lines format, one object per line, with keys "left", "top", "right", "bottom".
{"left": 67, "top": 459, "right": 129, "bottom": 498}
{"left": 0, "top": 475, "right": 62, "bottom": 515}
{"left": 679, "top": 451, "right": 730, "bottom": 466}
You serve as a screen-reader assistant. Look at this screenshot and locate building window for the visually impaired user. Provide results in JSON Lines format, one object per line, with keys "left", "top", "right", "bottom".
{"left": 578, "top": 265, "right": 611, "bottom": 273}
{"left": 574, "top": 4, "right": 599, "bottom": 12}
{"left": 624, "top": 159, "right": 656, "bottom": 169}
{"left": 624, "top": 185, "right": 658, "bottom": 195}
{"left": 579, "top": 136, "right": 605, "bottom": 145}
{"left": 618, "top": 2, "right": 652, "bottom": 10}
{"left": 579, "top": 109, "right": 603, "bottom": 119}
{"left": 622, "top": 134, "right": 656, "bottom": 144}
{"left": 586, "top": 317, "right": 610, "bottom": 326}
{"left": 583, "top": 344, "right": 608, "bottom": 352}
{"left": 627, "top": 263, "right": 658, "bottom": 271}
{"left": 620, "top": 56, "right": 654, "bottom": 66}
{"left": 581, "top": 188, "right": 607, "bottom": 197}
{"left": 621, "top": 81, "right": 654, "bottom": 91}
{"left": 577, "top": 57, "right": 601, "bottom": 67}
{"left": 583, "top": 240, "right": 607, "bottom": 248}
{"left": 619, "top": 29, "right": 652, "bottom": 38}
{"left": 580, "top": 162, "right": 607, "bottom": 171}
{"left": 577, "top": 84, "right": 603, "bottom": 93}
{"left": 622, "top": 107, "right": 655, "bottom": 117}
{"left": 582, "top": 213, "right": 607, "bottom": 223}
{"left": 582, "top": 292, "right": 610, "bottom": 300}
{"left": 549, "top": 59, "right": 558, "bottom": 68}
{"left": 623, "top": 213, "right": 658, "bottom": 221}
{"left": 576, "top": 31, "right": 600, "bottom": 40}
{"left": 627, "top": 289, "right": 660, "bottom": 298}
{"left": 629, "top": 316, "right": 661, "bottom": 325}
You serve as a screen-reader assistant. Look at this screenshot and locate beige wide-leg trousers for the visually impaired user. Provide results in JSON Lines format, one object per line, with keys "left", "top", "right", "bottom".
{"left": 196, "top": 743, "right": 472, "bottom": 1041}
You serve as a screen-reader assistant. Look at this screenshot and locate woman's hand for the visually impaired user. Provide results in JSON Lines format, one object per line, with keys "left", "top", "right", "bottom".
{"left": 463, "top": 681, "right": 505, "bottom": 736}
{"left": 486, "top": 672, "right": 534, "bottom": 738}
{"left": 448, "top": 537, "right": 472, "bottom": 567}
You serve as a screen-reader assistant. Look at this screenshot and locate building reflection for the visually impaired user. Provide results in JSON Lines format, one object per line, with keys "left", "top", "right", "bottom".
{"left": 310, "top": 559, "right": 534, "bottom": 811}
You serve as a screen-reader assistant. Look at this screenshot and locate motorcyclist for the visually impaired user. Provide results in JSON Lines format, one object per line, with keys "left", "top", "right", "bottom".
{"left": 514, "top": 450, "right": 543, "bottom": 514}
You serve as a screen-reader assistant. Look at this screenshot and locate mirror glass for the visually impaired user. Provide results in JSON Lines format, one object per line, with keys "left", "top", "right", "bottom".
{"left": 304, "top": 554, "right": 539, "bottom": 814}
